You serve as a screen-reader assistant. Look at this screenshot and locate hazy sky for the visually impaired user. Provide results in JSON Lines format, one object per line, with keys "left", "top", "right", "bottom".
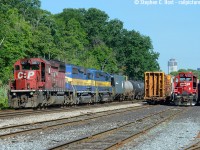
{"left": 40, "top": 0, "right": 200, "bottom": 73}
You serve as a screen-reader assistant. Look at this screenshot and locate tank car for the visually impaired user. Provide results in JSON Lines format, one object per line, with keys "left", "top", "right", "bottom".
{"left": 172, "top": 72, "right": 198, "bottom": 106}
{"left": 111, "top": 75, "right": 144, "bottom": 101}
{"left": 130, "top": 80, "right": 144, "bottom": 100}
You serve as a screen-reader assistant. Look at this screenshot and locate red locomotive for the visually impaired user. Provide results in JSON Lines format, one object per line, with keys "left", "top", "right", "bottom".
{"left": 9, "top": 58, "right": 66, "bottom": 108}
{"left": 172, "top": 72, "right": 198, "bottom": 106}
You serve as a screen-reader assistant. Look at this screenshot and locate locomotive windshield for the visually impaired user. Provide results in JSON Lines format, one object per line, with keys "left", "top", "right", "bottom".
{"left": 19, "top": 63, "right": 40, "bottom": 70}
{"left": 179, "top": 73, "right": 192, "bottom": 82}
{"left": 22, "top": 63, "right": 31, "bottom": 70}
{"left": 15, "top": 65, "right": 20, "bottom": 70}
{"left": 19, "top": 60, "right": 40, "bottom": 70}
{"left": 31, "top": 64, "right": 39, "bottom": 70}
{"left": 180, "top": 77, "right": 192, "bottom": 81}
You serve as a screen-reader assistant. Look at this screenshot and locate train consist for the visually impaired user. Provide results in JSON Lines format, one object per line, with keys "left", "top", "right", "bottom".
{"left": 8, "top": 58, "right": 144, "bottom": 108}
{"left": 144, "top": 71, "right": 199, "bottom": 106}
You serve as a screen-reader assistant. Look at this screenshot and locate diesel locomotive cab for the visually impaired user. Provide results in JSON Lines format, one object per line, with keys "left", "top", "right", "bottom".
{"left": 9, "top": 58, "right": 47, "bottom": 108}
{"left": 172, "top": 72, "right": 198, "bottom": 106}
{"left": 11, "top": 59, "right": 46, "bottom": 90}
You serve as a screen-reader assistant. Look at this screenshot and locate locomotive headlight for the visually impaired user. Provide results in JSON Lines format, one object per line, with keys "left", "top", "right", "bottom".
{"left": 27, "top": 83, "right": 30, "bottom": 89}
{"left": 30, "top": 92, "right": 33, "bottom": 95}
{"left": 13, "top": 93, "right": 16, "bottom": 96}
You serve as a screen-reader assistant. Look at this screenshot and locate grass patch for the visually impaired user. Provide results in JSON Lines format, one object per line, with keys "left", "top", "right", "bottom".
{"left": 0, "top": 85, "right": 9, "bottom": 110}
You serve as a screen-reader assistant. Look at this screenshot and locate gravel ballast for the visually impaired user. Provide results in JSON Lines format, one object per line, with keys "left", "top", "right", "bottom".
{"left": 1, "top": 104, "right": 199, "bottom": 150}
{"left": 121, "top": 106, "right": 200, "bottom": 150}
{"left": 0, "top": 102, "right": 143, "bottom": 127}
{"left": 0, "top": 105, "right": 170, "bottom": 149}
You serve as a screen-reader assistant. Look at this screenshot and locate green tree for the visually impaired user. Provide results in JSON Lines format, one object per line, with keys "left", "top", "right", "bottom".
{"left": 83, "top": 44, "right": 118, "bottom": 73}
{"left": 55, "top": 18, "right": 89, "bottom": 64}
{"left": 114, "top": 29, "right": 159, "bottom": 80}
{"left": 0, "top": 5, "right": 160, "bottom": 83}
{"left": 0, "top": 8, "right": 33, "bottom": 83}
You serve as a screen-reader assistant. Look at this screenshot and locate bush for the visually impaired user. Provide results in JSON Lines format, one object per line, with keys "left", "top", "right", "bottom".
{"left": 0, "top": 84, "right": 8, "bottom": 109}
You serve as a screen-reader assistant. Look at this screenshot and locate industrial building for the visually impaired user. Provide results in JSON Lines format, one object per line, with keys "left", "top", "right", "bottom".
{"left": 168, "top": 58, "right": 178, "bottom": 74}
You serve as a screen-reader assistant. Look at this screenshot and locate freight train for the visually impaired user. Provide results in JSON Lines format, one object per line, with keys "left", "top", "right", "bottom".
{"left": 144, "top": 71, "right": 199, "bottom": 106}
{"left": 8, "top": 58, "right": 144, "bottom": 108}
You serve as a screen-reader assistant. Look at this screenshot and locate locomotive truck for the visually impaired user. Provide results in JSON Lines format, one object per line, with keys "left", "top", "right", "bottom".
{"left": 8, "top": 58, "right": 144, "bottom": 108}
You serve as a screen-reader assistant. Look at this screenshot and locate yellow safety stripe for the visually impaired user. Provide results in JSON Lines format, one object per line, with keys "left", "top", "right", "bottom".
{"left": 65, "top": 77, "right": 111, "bottom": 87}
{"left": 95, "top": 81, "right": 111, "bottom": 87}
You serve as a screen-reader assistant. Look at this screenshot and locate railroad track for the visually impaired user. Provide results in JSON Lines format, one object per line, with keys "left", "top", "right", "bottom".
{"left": 0, "top": 104, "right": 151, "bottom": 139}
{"left": 0, "top": 101, "right": 143, "bottom": 119}
{"left": 185, "top": 142, "right": 200, "bottom": 150}
{"left": 48, "top": 107, "right": 189, "bottom": 150}
{"left": 182, "top": 122, "right": 200, "bottom": 150}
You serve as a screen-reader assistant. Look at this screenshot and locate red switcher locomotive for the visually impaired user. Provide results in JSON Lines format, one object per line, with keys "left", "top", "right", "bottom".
{"left": 172, "top": 72, "right": 198, "bottom": 106}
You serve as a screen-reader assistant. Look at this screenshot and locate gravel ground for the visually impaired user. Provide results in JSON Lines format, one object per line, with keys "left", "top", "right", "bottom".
{"left": 0, "top": 105, "right": 171, "bottom": 149}
{"left": 121, "top": 106, "right": 200, "bottom": 150}
{"left": 0, "top": 105, "right": 145, "bottom": 135}
{"left": 0, "top": 103, "right": 143, "bottom": 128}
{"left": 65, "top": 107, "right": 182, "bottom": 150}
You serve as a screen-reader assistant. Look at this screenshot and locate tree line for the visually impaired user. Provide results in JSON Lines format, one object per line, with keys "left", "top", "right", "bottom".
{"left": 0, "top": 0, "right": 160, "bottom": 83}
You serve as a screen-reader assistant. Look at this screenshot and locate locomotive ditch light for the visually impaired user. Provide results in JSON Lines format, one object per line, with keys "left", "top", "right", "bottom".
{"left": 13, "top": 93, "right": 16, "bottom": 96}
{"left": 27, "top": 83, "right": 30, "bottom": 89}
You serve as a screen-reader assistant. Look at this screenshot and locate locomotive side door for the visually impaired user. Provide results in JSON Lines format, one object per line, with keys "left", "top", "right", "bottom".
{"left": 45, "top": 64, "right": 52, "bottom": 89}
{"left": 41, "top": 62, "right": 45, "bottom": 82}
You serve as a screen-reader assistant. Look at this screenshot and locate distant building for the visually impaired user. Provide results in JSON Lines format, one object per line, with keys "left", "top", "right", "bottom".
{"left": 168, "top": 58, "right": 178, "bottom": 74}
{"left": 197, "top": 68, "right": 200, "bottom": 71}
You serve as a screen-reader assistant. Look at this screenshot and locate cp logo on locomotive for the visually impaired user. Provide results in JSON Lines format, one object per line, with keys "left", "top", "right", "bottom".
{"left": 18, "top": 71, "right": 35, "bottom": 79}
